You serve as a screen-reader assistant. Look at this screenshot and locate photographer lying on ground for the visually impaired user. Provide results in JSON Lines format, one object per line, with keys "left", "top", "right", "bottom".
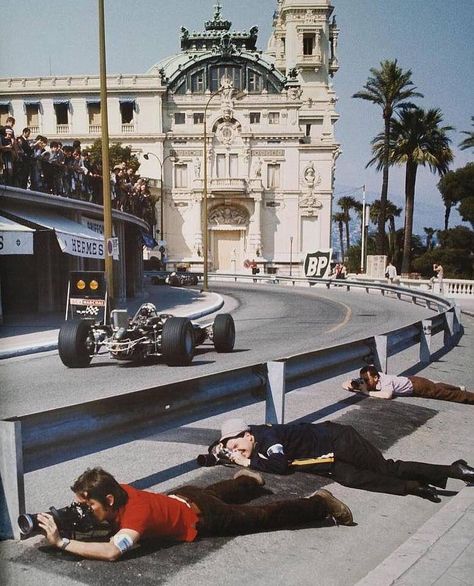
{"left": 214, "top": 418, "right": 474, "bottom": 503}
{"left": 343, "top": 365, "right": 474, "bottom": 404}
{"left": 36, "top": 466, "right": 352, "bottom": 561}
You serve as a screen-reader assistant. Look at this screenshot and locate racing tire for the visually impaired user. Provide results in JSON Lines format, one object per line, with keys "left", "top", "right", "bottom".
{"left": 58, "top": 319, "right": 94, "bottom": 368}
{"left": 161, "top": 317, "right": 195, "bottom": 366}
{"left": 213, "top": 314, "right": 235, "bottom": 353}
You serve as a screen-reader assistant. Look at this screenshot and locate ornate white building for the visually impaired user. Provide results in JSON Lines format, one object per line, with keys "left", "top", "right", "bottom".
{"left": 0, "top": 0, "right": 340, "bottom": 275}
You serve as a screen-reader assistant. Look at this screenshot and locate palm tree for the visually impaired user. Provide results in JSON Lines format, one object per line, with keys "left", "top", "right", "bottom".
{"left": 424, "top": 227, "right": 435, "bottom": 250}
{"left": 353, "top": 60, "right": 422, "bottom": 255}
{"left": 459, "top": 116, "right": 474, "bottom": 151}
{"left": 332, "top": 212, "right": 346, "bottom": 260}
{"left": 374, "top": 107, "right": 453, "bottom": 273}
{"left": 337, "top": 195, "right": 358, "bottom": 251}
{"left": 369, "top": 198, "right": 402, "bottom": 259}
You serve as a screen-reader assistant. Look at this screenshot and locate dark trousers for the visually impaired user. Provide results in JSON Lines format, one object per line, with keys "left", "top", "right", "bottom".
{"left": 325, "top": 423, "right": 452, "bottom": 496}
{"left": 174, "top": 476, "right": 329, "bottom": 537}
{"left": 408, "top": 376, "right": 474, "bottom": 404}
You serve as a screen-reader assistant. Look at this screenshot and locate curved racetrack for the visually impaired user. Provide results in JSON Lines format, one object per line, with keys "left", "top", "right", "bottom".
{"left": 0, "top": 282, "right": 436, "bottom": 417}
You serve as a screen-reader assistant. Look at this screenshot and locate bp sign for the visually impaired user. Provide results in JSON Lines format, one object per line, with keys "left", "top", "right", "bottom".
{"left": 304, "top": 249, "right": 332, "bottom": 279}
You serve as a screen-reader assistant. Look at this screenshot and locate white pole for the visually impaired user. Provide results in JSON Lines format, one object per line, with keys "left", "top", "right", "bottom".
{"left": 360, "top": 184, "right": 366, "bottom": 272}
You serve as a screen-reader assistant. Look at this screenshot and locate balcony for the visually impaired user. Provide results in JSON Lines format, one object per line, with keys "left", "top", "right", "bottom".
{"left": 295, "top": 53, "right": 322, "bottom": 70}
{"left": 121, "top": 123, "right": 135, "bottom": 133}
{"left": 56, "top": 124, "right": 70, "bottom": 134}
{"left": 210, "top": 178, "right": 247, "bottom": 194}
{"left": 89, "top": 124, "right": 101, "bottom": 134}
{"left": 28, "top": 126, "right": 40, "bottom": 135}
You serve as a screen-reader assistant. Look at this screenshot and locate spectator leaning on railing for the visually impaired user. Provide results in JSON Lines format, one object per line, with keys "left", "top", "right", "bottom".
{"left": 5, "top": 136, "right": 152, "bottom": 224}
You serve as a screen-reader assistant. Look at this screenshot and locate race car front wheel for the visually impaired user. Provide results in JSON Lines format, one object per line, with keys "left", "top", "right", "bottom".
{"left": 58, "top": 319, "right": 94, "bottom": 368}
{"left": 213, "top": 314, "right": 235, "bottom": 353}
{"left": 161, "top": 317, "right": 195, "bottom": 365}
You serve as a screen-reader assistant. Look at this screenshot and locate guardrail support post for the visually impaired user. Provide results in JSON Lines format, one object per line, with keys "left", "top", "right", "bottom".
{"left": 374, "top": 335, "right": 388, "bottom": 373}
{"left": 266, "top": 361, "right": 286, "bottom": 424}
{"left": 444, "top": 310, "right": 455, "bottom": 347}
{"left": 420, "top": 319, "right": 432, "bottom": 364}
{"left": 447, "top": 300, "right": 462, "bottom": 333}
{"left": 0, "top": 421, "right": 24, "bottom": 540}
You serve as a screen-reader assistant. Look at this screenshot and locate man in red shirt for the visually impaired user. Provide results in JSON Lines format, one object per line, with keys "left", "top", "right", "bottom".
{"left": 38, "top": 466, "right": 353, "bottom": 560}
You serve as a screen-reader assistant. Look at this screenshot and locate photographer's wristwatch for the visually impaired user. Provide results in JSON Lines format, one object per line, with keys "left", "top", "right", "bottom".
{"left": 60, "top": 538, "right": 70, "bottom": 551}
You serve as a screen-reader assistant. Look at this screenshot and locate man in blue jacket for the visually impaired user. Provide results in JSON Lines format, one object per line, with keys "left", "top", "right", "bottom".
{"left": 216, "top": 418, "right": 474, "bottom": 503}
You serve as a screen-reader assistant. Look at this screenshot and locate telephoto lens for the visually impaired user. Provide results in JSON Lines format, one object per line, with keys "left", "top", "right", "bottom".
{"left": 17, "top": 502, "right": 96, "bottom": 538}
{"left": 17, "top": 513, "right": 40, "bottom": 536}
{"left": 196, "top": 452, "right": 218, "bottom": 466}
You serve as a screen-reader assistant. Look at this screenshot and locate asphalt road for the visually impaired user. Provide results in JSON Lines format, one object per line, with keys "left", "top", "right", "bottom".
{"left": 0, "top": 283, "right": 435, "bottom": 418}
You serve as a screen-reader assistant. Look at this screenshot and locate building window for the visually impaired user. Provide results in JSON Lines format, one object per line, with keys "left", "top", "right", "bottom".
{"left": 248, "top": 70, "right": 263, "bottom": 93}
{"left": 120, "top": 102, "right": 134, "bottom": 124}
{"left": 88, "top": 103, "right": 101, "bottom": 125}
{"left": 229, "top": 154, "right": 238, "bottom": 177}
{"left": 268, "top": 112, "right": 280, "bottom": 125}
{"left": 267, "top": 164, "right": 280, "bottom": 189}
{"left": 175, "top": 164, "right": 188, "bottom": 188}
{"left": 191, "top": 70, "right": 205, "bottom": 93}
{"left": 303, "top": 34, "right": 314, "bottom": 55}
{"left": 26, "top": 104, "right": 40, "bottom": 129}
{"left": 54, "top": 102, "right": 69, "bottom": 125}
{"left": 250, "top": 112, "right": 261, "bottom": 124}
{"left": 210, "top": 65, "right": 242, "bottom": 92}
{"left": 306, "top": 124, "right": 311, "bottom": 136}
{"left": 193, "top": 112, "right": 204, "bottom": 124}
{"left": 0, "top": 104, "right": 10, "bottom": 125}
{"left": 216, "top": 154, "right": 226, "bottom": 178}
{"left": 174, "top": 112, "right": 185, "bottom": 125}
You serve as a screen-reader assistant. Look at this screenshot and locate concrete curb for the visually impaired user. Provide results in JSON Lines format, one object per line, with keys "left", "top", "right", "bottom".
{"left": 0, "top": 293, "right": 224, "bottom": 360}
{"left": 356, "top": 485, "right": 474, "bottom": 585}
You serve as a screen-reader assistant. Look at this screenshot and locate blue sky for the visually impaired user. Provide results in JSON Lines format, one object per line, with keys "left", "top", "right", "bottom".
{"left": 1, "top": 0, "right": 473, "bottom": 234}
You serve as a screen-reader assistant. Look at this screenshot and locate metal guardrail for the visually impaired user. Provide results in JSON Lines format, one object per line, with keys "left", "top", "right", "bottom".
{"left": 0, "top": 276, "right": 462, "bottom": 539}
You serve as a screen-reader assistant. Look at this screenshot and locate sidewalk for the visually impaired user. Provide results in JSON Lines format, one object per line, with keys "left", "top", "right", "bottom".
{"left": 0, "top": 279, "right": 224, "bottom": 359}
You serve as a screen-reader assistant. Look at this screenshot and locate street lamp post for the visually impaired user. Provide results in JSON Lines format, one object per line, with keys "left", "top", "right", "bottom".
{"left": 143, "top": 152, "right": 176, "bottom": 263}
{"left": 202, "top": 89, "right": 223, "bottom": 291}
{"left": 289, "top": 236, "right": 293, "bottom": 276}
{"left": 98, "top": 0, "right": 114, "bottom": 307}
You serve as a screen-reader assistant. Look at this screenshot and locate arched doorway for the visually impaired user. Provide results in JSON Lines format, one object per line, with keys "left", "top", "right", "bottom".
{"left": 208, "top": 204, "right": 249, "bottom": 271}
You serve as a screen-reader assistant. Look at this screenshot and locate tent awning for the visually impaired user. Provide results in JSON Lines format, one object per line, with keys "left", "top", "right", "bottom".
{"left": 0, "top": 207, "right": 105, "bottom": 259}
{"left": 0, "top": 215, "right": 34, "bottom": 255}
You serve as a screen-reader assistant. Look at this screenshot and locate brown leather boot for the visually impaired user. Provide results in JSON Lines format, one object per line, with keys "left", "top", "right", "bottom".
{"left": 309, "top": 489, "right": 353, "bottom": 525}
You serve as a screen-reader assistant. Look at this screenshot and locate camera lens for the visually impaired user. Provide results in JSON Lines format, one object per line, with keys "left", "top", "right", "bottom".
{"left": 196, "top": 453, "right": 217, "bottom": 467}
{"left": 17, "top": 513, "right": 39, "bottom": 536}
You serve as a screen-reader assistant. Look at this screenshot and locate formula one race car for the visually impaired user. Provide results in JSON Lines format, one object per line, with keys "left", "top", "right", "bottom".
{"left": 150, "top": 271, "right": 199, "bottom": 287}
{"left": 58, "top": 302, "right": 235, "bottom": 367}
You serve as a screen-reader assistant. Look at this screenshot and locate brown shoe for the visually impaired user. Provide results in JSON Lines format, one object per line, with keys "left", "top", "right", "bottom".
{"left": 310, "top": 488, "right": 353, "bottom": 526}
{"left": 233, "top": 468, "right": 265, "bottom": 486}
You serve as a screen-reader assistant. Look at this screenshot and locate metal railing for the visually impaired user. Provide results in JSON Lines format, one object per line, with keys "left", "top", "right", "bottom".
{"left": 0, "top": 276, "right": 462, "bottom": 539}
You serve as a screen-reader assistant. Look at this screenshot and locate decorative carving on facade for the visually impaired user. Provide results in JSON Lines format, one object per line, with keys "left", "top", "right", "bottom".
{"left": 193, "top": 157, "right": 201, "bottom": 178}
{"left": 252, "top": 158, "right": 262, "bottom": 178}
{"left": 216, "top": 121, "right": 236, "bottom": 145}
{"left": 299, "top": 194, "right": 322, "bottom": 215}
{"left": 302, "top": 162, "right": 321, "bottom": 190}
{"left": 209, "top": 205, "right": 249, "bottom": 226}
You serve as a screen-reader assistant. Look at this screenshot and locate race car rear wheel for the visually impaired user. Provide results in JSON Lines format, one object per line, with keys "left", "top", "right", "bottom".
{"left": 58, "top": 319, "right": 94, "bottom": 368}
{"left": 213, "top": 314, "right": 235, "bottom": 353}
{"left": 161, "top": 317, "right": 195, "bottom": 365}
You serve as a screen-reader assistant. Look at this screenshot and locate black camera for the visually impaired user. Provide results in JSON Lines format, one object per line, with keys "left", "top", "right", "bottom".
{"left": 18, "top": 502, "right": 96, "bottom": 538}
{"left": 197, "top": 443, "right": 233, "bottom": 467}
{"left": 351, "top": 378, "right": 365, "bottom": 390}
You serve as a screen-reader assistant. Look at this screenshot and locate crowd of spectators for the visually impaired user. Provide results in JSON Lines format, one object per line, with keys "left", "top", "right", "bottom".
{"left": 0, "top": 118, "right": 154, "bottom": 225}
